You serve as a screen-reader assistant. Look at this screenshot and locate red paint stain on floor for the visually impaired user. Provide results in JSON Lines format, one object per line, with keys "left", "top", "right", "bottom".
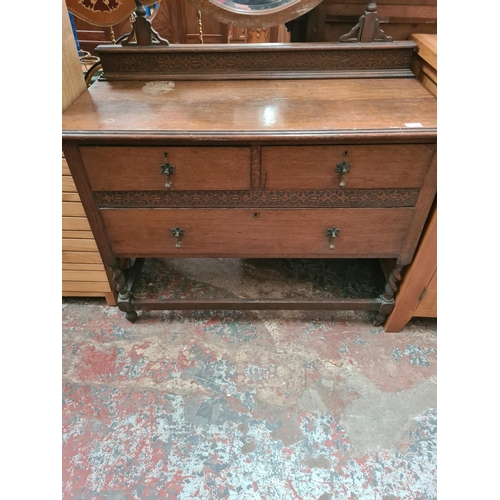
{"left": 76, "top": 345, "right": 118, "bottom": 381}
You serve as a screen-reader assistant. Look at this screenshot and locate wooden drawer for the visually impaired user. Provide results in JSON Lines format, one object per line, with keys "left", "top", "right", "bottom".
{"left": 101, "top": 208, "right": 413, "bottom": 258}
{"left": 261, "top": 145, "right": 435, "bottom": 190}
{"left": 80, "top": 146, "right": 252, "bottom": 191}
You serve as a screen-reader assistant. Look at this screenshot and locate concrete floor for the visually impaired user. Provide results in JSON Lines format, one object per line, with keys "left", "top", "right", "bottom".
{"left": 62, "top": 259, "right": 437, "bottom": 499}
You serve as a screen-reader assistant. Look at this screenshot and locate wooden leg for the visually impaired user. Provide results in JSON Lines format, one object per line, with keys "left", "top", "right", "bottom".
{"left": 109, "top": 263, "right": 127, "bottom": 295}
{"left": 109, "top": 259, "right": 145, "bottom": 322}
{"left": 109, "top": 263, "right": 136, "bottom": 322}
{"left": 125, "top": 310, "right": 138, "bottom": 323}
{"left": 373, "top": 264, "right": 404, "bottom": 326}
{"left": 103, "top": 292, "right": 117, "bottom": 306}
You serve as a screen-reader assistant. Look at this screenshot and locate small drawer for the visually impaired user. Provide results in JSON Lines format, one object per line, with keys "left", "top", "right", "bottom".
{"left": 261, "top": 145, "right": 435, "bottom": 190}
{"left": 80, "top": 146, "right": 251, "bottom": 191}
{"left": 101, "top": 208, "right": 413, "bottom": 258}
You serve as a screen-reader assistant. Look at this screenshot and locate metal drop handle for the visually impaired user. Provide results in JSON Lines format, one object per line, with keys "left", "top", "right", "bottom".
{"left": 160, "top": 153, "right": 175, "bottom": 189}
{"left": 325, "top": 226, "right": 340, "bottom": 250}
{"left": 335, "top": 160, "right": 351, "bottom": 189}
{"left": 171, "top": 226, "right": 184, "bottom": 248}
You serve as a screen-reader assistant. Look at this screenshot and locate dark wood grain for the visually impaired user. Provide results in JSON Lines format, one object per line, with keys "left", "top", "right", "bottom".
{"left": 94, "top": 189, "right": 420, "bottom": 208}
{"left": 373, "top": 262, "right": 403, "bottom": 325}
{"left": 96, "top": 42, "right": 416, "bottom": 80}
{"left": 100, "top": 207, "right": 413, "bottom": 258}
{"left": 132, "top": 298, "right": 382, "bottom": 310}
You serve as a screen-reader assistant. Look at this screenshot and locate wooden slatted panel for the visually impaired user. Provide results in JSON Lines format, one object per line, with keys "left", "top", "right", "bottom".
{"left": 62, "top": 263, "right": 106, "bottom": 271}
{"left": 410, "top": 33, "right": 437, "bottom": 71}
{"left": 62, "top": 202, "right": 86, "bottom": 217}
{"left": 62, "top": 231, "right": 95, "bottom": 239}
{"left": 63, "top": 281, "right": 114, "bottom": 292}
{"left": 63, "top": 291, "right": 117, "bottom": 305}
{"left": 62, "top": 193, "right": 81, "bottom": 203}
{"left": 62, "top": 158, "right": 71, "bottom": 176}
{"left": 63, "top": 270, "right": 110, "bottom": 282}
{"left": 63, "top": 217, "right": 92, "bottom": 231}
{"left": 410, "top": 56, "right": 437, "bottom": 96}
{"left": 62, "top": 251, "right": 103, "bottom": 264}
{"left": 62, "top": 238, "right": 99, "bottom": 252}
{"left": 62, "top": 176, "right": 77, "bottom": 192}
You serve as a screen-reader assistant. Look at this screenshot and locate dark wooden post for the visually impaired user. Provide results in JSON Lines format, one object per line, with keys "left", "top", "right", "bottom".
{"left": 122, "top": 0, "right": 169, "bottom": 46}
{"left": 373, "top": 264, "right": 404, "bottom": 326}
{"left": 339, "top": 1, "right": 393, "bottom": 43}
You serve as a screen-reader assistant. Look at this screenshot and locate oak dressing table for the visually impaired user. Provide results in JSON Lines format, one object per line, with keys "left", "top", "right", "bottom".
{"left": 62, "top": 0, "right": 437, "bottom": 326}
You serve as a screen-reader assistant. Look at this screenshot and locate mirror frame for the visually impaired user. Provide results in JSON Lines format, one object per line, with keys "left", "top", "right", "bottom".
{"left": 187, "top": 0, "right": 323, "bottom": 28}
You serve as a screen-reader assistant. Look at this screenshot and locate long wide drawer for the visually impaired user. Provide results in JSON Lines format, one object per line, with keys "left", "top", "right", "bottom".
{"left": 261, "top": 145, "right": 435, "bottom": 190}
{"left": 101, "top": 208, "right": 413, "bottom": 258}
{"left": 80, "top": 146, "right": 251, "bottom": 191}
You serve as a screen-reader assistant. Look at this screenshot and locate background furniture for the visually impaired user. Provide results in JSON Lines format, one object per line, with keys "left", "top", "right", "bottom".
{"left": 384, "top": 33, "right": 437, "bottom": 332}
{"left": 68, "top": 0, "right": 290, "bottom": 53}
{"left": 288, "top": 0, "right": 436, "bottom": 42}
{"left": 62, "top": 0, "right": 117, "bottom": 305}
{"left": 66, "top": 0, "right": 160, "bottom": 54}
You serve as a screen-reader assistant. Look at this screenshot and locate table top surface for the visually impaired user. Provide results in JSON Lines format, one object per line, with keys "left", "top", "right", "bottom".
{"left": 62, "top": 77, "right": 436, "bottom": 141}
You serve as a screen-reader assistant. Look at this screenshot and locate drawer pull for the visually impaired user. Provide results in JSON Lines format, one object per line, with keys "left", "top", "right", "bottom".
{"left": 160, "top": 153, "right": 176, "bottom": 189}
{"left": 325, "top": 226, "right": 340, "bottom": 250}
{"left": 335, "top": 160, "right": 351, "bottom": 188}
{"left": 171, "top": 226, "right": 185, "bottom": 248}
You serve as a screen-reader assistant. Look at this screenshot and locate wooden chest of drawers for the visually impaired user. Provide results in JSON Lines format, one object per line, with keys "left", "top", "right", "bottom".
{"left": 62, "top": 43, "right": 436, "bottom": 326}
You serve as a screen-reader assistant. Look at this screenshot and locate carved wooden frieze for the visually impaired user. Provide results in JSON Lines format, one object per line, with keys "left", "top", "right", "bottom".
{"left": 96, "top": 43, "right": 416, "bottom": 80}
{"left": 95, "top": 189, "right": 419, "bottom": 208}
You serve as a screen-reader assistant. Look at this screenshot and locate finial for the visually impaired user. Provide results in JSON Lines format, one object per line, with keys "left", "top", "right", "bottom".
{"left": 339, "top": 1, "right": 392, "bottom": 43}
{"left": 122, "top": 0, "right": 169, "bottom": 46}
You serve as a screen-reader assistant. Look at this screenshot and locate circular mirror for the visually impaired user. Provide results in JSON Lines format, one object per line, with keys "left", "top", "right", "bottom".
{"left": 209, "top": 0, "right": 300, "bottom": 15}
{"left": 188, "top": 0, "right": 323, "bottom": 28}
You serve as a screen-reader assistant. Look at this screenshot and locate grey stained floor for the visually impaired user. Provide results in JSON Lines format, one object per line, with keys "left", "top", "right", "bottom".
{"left": 62, "top": 258, "right": 437, "bottom": 499}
